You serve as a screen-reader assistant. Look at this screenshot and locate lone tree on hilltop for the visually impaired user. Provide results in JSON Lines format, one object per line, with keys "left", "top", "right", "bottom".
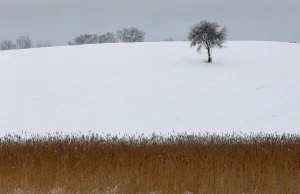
{"left": 188, "top": 20, "right": 227, "bottom": 63}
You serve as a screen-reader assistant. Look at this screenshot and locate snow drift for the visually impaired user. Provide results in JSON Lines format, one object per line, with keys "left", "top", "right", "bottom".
{"left": 0, "top": 41, "right": 299, "bottom": 136}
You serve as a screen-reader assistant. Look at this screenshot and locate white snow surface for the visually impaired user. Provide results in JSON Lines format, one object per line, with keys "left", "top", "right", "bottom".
{"left": 0, "top": 41, "right": 299, "bottom": 137}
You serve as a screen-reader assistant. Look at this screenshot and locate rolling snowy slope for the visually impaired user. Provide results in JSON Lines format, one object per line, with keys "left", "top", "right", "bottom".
{"left": 0, "top": 41, "right": 299, "bottom": 136}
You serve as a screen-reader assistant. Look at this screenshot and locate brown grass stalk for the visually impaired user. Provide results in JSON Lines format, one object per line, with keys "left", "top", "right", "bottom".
{"left": 0, "top": 132, "right": 300, "bottom": 193}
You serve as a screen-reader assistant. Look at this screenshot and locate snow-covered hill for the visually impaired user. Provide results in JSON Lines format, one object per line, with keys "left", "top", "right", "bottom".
{"left": 0, "top": 41, "right": 299, "bottom": 136}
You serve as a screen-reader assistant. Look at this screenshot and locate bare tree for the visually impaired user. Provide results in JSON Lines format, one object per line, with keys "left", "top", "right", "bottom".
{"left": 36, "top": 41, "right": 51, "bottom": 48}
{"left": 163, "top": 38, "right": 176, "bottom": 42}
{"left": 188, "top": 20, "right": 227, "bottom": 63}
{"left": 69, "top": 34, "right": 99, "bottom": 45}
{"left": 116, "top": 27, "right": 145, "bottom": 42}
{"left": 0, "top": 40, "right": 17, "bottom": 50}
{"left": 68, "top": 41, "right": 75, "bottom": 45}
{"left": 98, "top": 32, "right": 118, "bottom": 43}
{"left": 16, "top": 36, "right": 33, "bottom": 49}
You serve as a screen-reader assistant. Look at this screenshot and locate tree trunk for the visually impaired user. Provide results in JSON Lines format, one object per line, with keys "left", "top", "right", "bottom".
{"left": 207, "top": 48, "right": 212, "bottom": 63}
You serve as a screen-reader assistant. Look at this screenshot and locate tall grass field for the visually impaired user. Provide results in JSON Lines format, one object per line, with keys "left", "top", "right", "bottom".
{"left": 1, "top": 132, "right": 300, "bottom": 193}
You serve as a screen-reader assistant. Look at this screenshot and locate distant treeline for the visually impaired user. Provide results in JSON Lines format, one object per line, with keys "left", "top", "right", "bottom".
{"left": 0, "top": 27, "right": 149, "bottom": 51}
{"left": 0, "top": 36, "right": 51, "bottom": 50}
{"left": 68, "top": 27, "right": 146, "bottom": 45}
{"left": 0, "top": 26, "right": 181, "bottom": 51}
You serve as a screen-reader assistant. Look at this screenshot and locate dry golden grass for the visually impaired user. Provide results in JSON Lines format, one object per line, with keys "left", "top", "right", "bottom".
{"left": 1, "top": 132, "right": 300, "bottom": 193}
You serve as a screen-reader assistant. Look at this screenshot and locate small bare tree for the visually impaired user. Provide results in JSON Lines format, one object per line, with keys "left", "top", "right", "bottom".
{"left": 36, "top": 41, "right": 51, "bottom": 48}
{"left": 163, "top": 38, "right": 175, "bottom": 42}
{"left": 16, "top": 36, "right": 32, "bottom": 49}
{"left": 98, "top": 32, "right": 118, "bottom": 43}
{"left": 0, "top": 40, "right": 17, "bottom": 50}
{"left": 188, "top": 20, "right": 227, "bottom": 63}
{"left": 116, "top": 27, "right": 145, "bottom": 42}
{"left": 68, "top": 41, "right": 74, "bottom": 45}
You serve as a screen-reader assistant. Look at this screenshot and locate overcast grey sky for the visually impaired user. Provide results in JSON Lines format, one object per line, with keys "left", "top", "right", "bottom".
{"left": 0, "top": 0, "right": 299, "bottom": 45}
